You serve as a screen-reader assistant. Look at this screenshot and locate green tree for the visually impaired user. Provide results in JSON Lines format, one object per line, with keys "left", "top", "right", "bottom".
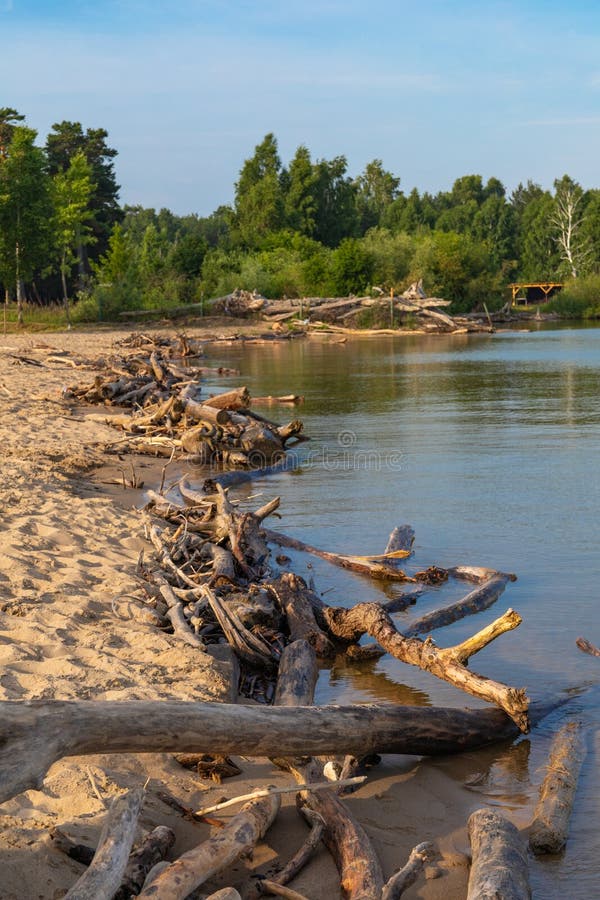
{"left": 234, "top": 133, "right": 284, "bottom": 246}
{"left": 0, "top": 126, "right": 52, "bottom": 323}
{"left": 51, "top": 150, "right": 96, "bottom": 324}
{"left": 282, "top": 145, "right": 318, "bottom": 237}
{"left": 329, "top": 238, "right": 374, "bottom": 295}
{"left": 472, "top": 194, "right": 516, "bottom": 269}
{"left": 0, "top": 108, "right": 25, "bottom": 159}
{"left": 362, "top": 228, "right": 415, "bottom": 290}
{"left": 517, "top": 192, "right": 560, "bottom": 280}
{"left": 313, "top": 156, "right": 358, "bottom": 246}
{"left": 354, "top": 159, "right": 400, "bottom": 233}
{"left": 45, "top": 121, "right": 121, "bottom": 268}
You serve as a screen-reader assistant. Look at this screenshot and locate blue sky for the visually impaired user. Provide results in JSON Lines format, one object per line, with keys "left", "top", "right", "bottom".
{"left": 2, "top": 0, "right": 600, "bottom": 215}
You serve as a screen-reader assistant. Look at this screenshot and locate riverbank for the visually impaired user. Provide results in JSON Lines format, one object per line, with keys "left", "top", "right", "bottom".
{"left": 0, "top": 326, "right": 534, "bottom": 898}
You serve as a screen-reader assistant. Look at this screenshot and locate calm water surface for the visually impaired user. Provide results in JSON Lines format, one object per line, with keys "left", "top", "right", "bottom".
{"left": 194, "top": 325, "right": 600, "bottom": 898}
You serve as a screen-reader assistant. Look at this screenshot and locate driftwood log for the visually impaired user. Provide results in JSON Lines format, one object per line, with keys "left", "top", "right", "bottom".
{"left": 137, "top": 793, "right": 280, "bottom": 899}
{"left": 467, "top": 808, "right": 530, "bottom": 900}
{"left": 64, "top": 789, "right": 144, "bottom": 900}
{"left": 529, "top": 720, "right": 585, "bottom": 854}
{"left": 263, "top": 528, "right": 414, "bottom": 581}
{"left": 268, "top": 573, "right": 336, "bottom": 658}
{"left": 404, "top": 576, "right": 509, "bottom": 637}
{"left": 0, "top": 698, "right": 566, "bottom": 805}
{"left": 322, "top": 603, "right": 529, "bottom": 731}
{"left": 380, "top": 841, "right": 435, "bottom": 900}
{"left": 273, "top": 641, "right": 385, "bottom": 900}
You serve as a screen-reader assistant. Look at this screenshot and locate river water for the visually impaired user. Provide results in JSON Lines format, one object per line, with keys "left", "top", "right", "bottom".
{"left": 191, "top": 325, "right": 600, "bottom": 898}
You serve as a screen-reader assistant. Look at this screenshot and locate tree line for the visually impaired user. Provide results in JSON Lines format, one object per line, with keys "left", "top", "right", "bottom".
{"left": 2, "top": 114, "right": 600, "bottom": 323}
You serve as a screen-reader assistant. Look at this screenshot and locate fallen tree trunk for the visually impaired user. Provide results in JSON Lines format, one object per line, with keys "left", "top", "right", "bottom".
{"left": 201, "top": 454, "right": 300, "bottom": 491}
{"left": 273, "top": 641, "right": 385, "bottom": 900}
{"left": 467, "top": 808, "right": 530, "bottom": 900}
{"left": 137, "top": 792, "right": 280, "bottom": 899}
{"left": 529, "top": 720, "right": 585, "bottom": 855}
{"left": 204, "top": 386, "right": 251, "bottom": 410}
{"left": 403, "top": 576, "right": 508, "bottom": 637}
{"left": 0, "top": 697, "right": 566, "bottom": 804}
{"left": 64, "top": 789, "right": 144, "bottom": 900}
{"left": 268, "top": 573, "right": 336, "bottom": 658}
{"left": 263, "top": 528, "right": 414, "bottom": 582}
{"left": 323, "top": 603, "right": 529, "bottom": 731}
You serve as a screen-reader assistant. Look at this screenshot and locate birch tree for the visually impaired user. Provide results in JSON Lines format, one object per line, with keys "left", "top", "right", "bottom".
{"left": 552, "top": 175, "right": 590, "bottom": 278}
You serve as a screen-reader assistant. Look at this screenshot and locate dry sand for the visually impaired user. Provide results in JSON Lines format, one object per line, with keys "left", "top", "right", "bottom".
{"left": 0, "top": 327, "right": 484, "bottom": 899}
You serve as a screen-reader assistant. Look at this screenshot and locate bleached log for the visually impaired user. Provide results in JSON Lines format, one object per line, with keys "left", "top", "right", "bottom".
{"left": 381, "top": 841, "right": 435, "bottom": 899}
{"left": 116, "top": 826, "right": 176, "bottom": 899}
{"left": 137, "top": 792, "right": 280, "bottom": 899}
{"left": 274, "top": 639, "right": 319, "bottom": 707}
{"left": 195, "top": 777, "right": 365, "bottom": 816}
{"left": 467, "top": 808, "right": 530, "bottom": 900}
{"left": 64, "top": 789, "right": 144, "bottom": 900}
{"left": 384, "top": 525, "right": 415, "bottom": 555}
{"left": 203, "top": 455, "right": 299, "bottom": 491}
{"left": 404, "top": 577, "right": 508, "bottom": 637}
{"left": 263, "top": 528, "right": 414, "bottom": 582}
{"left": 273, "top": 641, "right": 384, "bottom": 900}
{"left": 268, "top": 574, "right": 336, "bottom": 658}
{"left": 529, "top": 721, "right": 585, "bottom": 854}
{"left": 0, "top": 697, "right": 565, "bottom": 804}
{"left": 205, "top": 386, "right": 251, "bottom": 410}
{"left": 323, "top": 604, "right": 529, "bottom": 731}
{"left": 154, "top": 573, "right": 207, "bottom": 650}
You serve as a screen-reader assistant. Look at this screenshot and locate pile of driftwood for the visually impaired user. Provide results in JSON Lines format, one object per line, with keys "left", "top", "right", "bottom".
{"left": 65, "top": 345, "right": 305, "bottom": 467}
{"left": 255, "top": 282, "right": 492, "bottom": 335}
{"left": 0, "top": 477, "right": 586, "bottom": 898}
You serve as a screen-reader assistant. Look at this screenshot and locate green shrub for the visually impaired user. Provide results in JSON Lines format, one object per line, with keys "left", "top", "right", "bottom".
{"left": 546, "top": 275, "right": 600, "bottom": 318}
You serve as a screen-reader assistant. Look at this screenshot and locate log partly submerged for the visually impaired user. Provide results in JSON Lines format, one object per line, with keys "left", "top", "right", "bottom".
{"left": 403, "top": 576, "right": 509, "bottom": 637}
{"left": 263, "top": 527, "right": 414, "bottom": 582}
{"left": 322, "top": 603, "right": 529, "bottom": 731}
{"left": 529, "top": 720, "right": 585, "bottom": 855}
{"left": 0, "top": 698, "right": 566, "bottom": 805}
{"left": 467, "top": 808, "right": 530, "bottom": 900}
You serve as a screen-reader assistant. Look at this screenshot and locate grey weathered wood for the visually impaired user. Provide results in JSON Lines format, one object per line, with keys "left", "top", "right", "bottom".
{"left": 115, "top": 826, "right": 176, "bottom": 899}
{"left": 274, "top": 640, "right": 319, "bottom": 708}
{"left": 273, "top": 641, "right": 385, "bottom": 900}
{"left": 381, "top": 841, "right": 435, "bottom": 899}
{"left": 467, "top": 808, "right": 530, "bottom": 900}
{"left": 384, "top": 525, "right": 415, "bottom": 555}
{"left": 0, "top": 697, "right": 566, "bottom": 805}
{"left": 404, "top": 577, "right": 508, "bottom": 637}
{"left": 64, "top": 789, "right": 144, "bottom": 900}
{"left": 269, "top": 573, "right": 336, "bottom": 658}
{"left": 323, "top": 602, "right": 529, "bottom": 731}
{"left": 529, "top": 721, "right": 585, "bottom": 854}
{"left": 137, "top": 792, "right": 280, "bottom": 899}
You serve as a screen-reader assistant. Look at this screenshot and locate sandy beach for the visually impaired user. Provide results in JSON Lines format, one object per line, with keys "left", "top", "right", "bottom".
{"left": 0, "top": 327, "right": 486, "bottom": 899}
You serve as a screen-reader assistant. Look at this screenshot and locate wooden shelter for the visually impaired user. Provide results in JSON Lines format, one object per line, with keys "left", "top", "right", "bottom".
{"left": 509, "top": 282, "right": 563, "bottom": 305}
